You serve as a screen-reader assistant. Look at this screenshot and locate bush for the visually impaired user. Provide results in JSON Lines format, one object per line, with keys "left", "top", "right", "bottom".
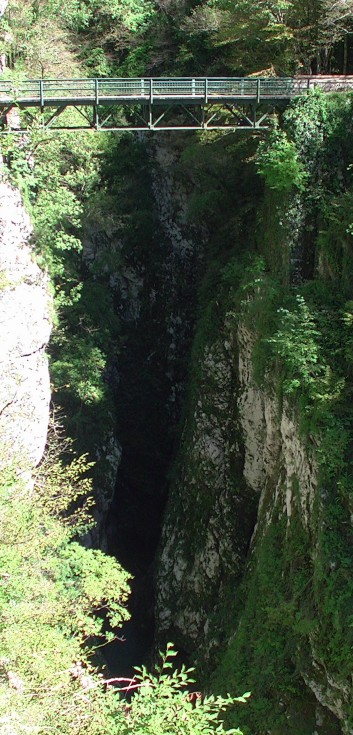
{"left": 0, "top": 432, "right": 246, "bottom": 735}
{"left": 256, "top": 129, "right": 307, "bottom": 193}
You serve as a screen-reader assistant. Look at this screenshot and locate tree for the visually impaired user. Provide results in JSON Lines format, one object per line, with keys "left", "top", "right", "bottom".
{"left": 0, "top": 442, "right": 131, "bottom": 735}
{"left": 0, "top": 447, "right": 247, "bottom": 735}
{"left": 22, "top": 16, "right": 82, "bottom": 77}
{"left": 1, "top": 0, "right": 82, "bottom": 75}
{"left": 287, "top": 0, "right": 353, "bottom": 72}
{"left": 181, "top": 0, "right": 296, "bottom": 74}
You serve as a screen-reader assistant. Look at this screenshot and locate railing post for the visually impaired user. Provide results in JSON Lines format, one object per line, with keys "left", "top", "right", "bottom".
{"left": 141, "top": 78, "right": 145, "bottom": 96}
{"left": 201, "top": 104, "right": 205, "bottom": 129}
{"left": 257, "top": 78, "right": 260, "bottom": 103}
{"left": 94, "top": 78, "right": 99, "bottom": 129}
{"left": 205, "top": 78, "right": 208, "bottom": 104}
{"left": 39, "top": 79, "right": 44, "bottom": 111}
{"left": 149, "top": 79, "right": 153, "bottom": 128}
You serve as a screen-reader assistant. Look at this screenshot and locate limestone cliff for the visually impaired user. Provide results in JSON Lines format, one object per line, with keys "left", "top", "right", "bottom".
{"left": 0, "top": 178, "right": 51, "bottom": 471}
{"left": 156, "top": 304, "right": 349, "bottom": 735}
{"left": 156, "top": 318, "right": 318, "bottom": 647}
{"left": 0, "top": 1, "right": 8, "bottom": 18}
{"left": 153, "top": 94, "right": 353, "bottom": 735}
{"left": 156, "top": 323, "right": 257, "bottom": 648}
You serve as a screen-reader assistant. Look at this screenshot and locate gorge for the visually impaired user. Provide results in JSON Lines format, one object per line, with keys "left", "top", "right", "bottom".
{"left": 1, "top": 2, "right": 353, "bottom": 735}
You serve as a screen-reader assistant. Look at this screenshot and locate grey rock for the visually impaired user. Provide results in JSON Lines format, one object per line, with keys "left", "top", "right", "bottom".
{"left": 0, "top": 180, "right": 51, "bottom": 471}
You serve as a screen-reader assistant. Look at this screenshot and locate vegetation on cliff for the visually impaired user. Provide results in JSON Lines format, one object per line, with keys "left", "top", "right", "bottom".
{"left": 157, "top": 90, "right": 353, "bottom": 734}
{"left": 213, "top": 89, "right": 353, "bottom": 735}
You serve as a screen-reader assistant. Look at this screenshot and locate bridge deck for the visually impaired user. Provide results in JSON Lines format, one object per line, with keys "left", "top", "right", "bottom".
{"left": 1, "top": 76, "right": 352, "bottom": 131}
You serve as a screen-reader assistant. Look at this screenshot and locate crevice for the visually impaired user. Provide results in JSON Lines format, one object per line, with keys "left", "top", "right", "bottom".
{"left": 19, "top": 343, "right": 47, "bottom": 358}
{"left": 102, "top": 134, "right": 204, "bottom": 677}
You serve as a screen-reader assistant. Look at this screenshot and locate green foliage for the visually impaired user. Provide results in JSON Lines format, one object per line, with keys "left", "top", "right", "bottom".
{"left": 178, "top": 0, "right": 353, "bottom": 74}
{"left": 2, "top": 0, "right": 82, "bottom": 77}
{"left": 282, "top": 91, "right": 353, "bottom": 204}
{"left": 0, "top": 441, "right": 247, "bottom": 735}
{"left": 3, "top": 0, "right": 352, "bottom": 84}
{"left": 51, "top": 339, "right": 107, "bottom": 405}
{"left": 317, "top": 191, "right": 353, "bottom": 286}
{"left": 2, "top": 129, "right": 99, "bottom": 280}
{"left": 183, "top": 0, "right": 295, "bottom": 73}
{"left": 34, "top": 431, "right": 96, "bottom": 534}
{"left": 256, "top": 128, "right": 307, "bottom": 193}
{"left": 1, "top": 126, "right": 121, "bottom": 470}
{"left": 210, "top": 499, "right": 349, "bottom": 735}
{"left": 0, "top": 445, "right": 131, "bottom": 735}
{"left": 127, "top": 644, "right": 247, "bottom": 735}
{"left": 266, "top": 295, "right": 326, "bottom": 394}
{"left": 236, "top": 261, "right": 347, "bottom": 430}
{"left": 2, "top": 0, "right": 157, "bottom": 76}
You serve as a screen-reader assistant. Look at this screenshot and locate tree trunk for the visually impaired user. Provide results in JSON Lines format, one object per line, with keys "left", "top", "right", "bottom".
{"left": 343, "top": 34, "right": 348, "bottom": 74}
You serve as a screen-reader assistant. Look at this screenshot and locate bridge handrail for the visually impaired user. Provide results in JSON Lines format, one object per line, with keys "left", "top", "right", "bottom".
{"left": 1, "top": 76, "right": 353, "bottom": 104}
{"left": 0, "top": 77, "right": 291, "bottom": 100}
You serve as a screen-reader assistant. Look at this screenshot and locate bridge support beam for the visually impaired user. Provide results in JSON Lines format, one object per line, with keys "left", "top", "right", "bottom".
{"left": 0, "top": 99, "right": 274, "bottom": 133}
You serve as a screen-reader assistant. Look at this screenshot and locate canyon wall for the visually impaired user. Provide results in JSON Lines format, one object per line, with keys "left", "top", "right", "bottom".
{"left": 156, "top": 305, "right": 348, "bottom": 734}
{"left": 0, "top": 177, "right": 51, "bottom": 473}
{"left": 153, "top": 111, "right": 353, "bottom": 734}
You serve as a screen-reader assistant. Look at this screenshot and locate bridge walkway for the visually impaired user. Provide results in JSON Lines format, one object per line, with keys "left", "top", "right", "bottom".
{"left": 1, "top": 76, "right": 352, "bottom": 132}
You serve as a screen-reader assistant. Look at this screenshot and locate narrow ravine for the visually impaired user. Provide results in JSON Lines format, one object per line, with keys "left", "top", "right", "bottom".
{"left": 4, "top": 1, "right": 353, "bottom": 733}
{"left": 101, "top": 133, "right": 205, "bottom": 677}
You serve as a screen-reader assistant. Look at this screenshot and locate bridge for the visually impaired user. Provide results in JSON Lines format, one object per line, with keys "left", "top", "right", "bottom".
{"left": 0, "top": 75, "right": 352, "bottom": 132}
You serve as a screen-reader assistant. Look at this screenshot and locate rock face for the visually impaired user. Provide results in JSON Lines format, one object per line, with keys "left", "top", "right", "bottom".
{"left": 156, "top": 305, "right": 349, "bottom": 734}
{"left": 0, "top": 0, "right": 9, "bottom": 18}
{"left": 147, "top": 135, "right": 205, "bottom": 415}
{"left": 155, "top": 316, "right": 258, "bottom": 655}
{"left": 237, "top": 323, "right": 318, "bottom": 528}
{"left": 0, "top": 179, "right": 51, "bottom": 471}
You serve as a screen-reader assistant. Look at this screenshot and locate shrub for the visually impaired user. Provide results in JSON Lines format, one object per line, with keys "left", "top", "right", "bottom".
{"left": 256, "top": 129, "right": 307, "bottom": 193}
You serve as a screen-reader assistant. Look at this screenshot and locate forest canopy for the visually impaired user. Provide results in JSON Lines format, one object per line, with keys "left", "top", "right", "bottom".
{"left": 2, "top": 0, "right": 353, "bottom": 77}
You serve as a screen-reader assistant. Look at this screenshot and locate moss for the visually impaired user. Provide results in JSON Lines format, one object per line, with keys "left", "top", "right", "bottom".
{"left": 209, "top": 483, "right": 348, "bottom": 732}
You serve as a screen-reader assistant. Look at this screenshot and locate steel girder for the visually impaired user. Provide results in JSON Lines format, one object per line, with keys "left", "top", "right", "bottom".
{"left": 0, "top": 99, "right": 276, "bottom": 133}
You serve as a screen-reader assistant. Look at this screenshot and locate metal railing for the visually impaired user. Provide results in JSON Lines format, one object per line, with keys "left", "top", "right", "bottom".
{"left": 0, "top": 77, "right": 291, "bottom": 102}
{"left": 0, "top": 76, "right": 352, "bottom": 106}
